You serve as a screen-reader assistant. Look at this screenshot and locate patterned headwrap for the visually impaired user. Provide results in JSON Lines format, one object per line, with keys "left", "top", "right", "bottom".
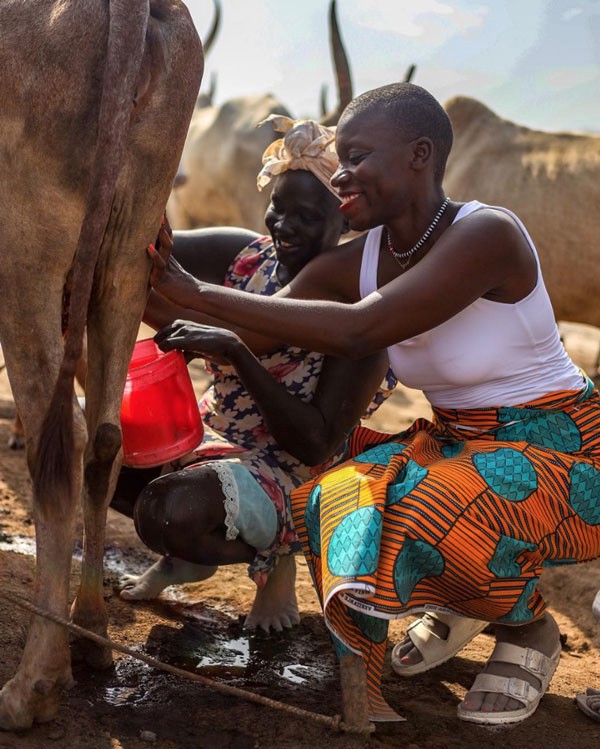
{"left": 256, "top": 115, "right": 340, "bottom": 200}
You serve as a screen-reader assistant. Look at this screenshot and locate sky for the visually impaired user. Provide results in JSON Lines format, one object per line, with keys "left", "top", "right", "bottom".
{"left": 184, "top": 0, "right": 599, "bottom": 133}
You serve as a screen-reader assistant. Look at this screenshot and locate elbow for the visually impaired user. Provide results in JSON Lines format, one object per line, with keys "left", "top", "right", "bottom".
{"left": 334, "top": 329, "right": 377, "bottom": 360}
{"left": 293, "top": 430, "right": 344, "bottom": 467}
{"left": 332, "top": 306, "right": 382, "bottom": 359}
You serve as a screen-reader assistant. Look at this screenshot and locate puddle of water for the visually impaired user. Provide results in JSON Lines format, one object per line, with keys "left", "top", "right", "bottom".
{"left": 0, "top": 534, "right": 154, "bottom": 576}
{"left": 103, "top": 685, "right": 139, "bottom": 706}
{"left": 0, "top": 534, "right": 35, "bottom": 556}
{"left": 1, "top": 536, "right": 336, "bottom": 699}
{"left": 279, "top": 665, "right": 311, "bottom": 684}
{"left": 143, "top": 606, "right": 332, "bottom": 690}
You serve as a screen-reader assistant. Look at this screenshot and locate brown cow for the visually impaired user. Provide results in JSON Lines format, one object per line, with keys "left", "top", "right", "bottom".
{"left": 0, "top": 0, "right": 202, "bottom": 730}
{"left": 443, "top": 96, "right": 600, "bottom": 328}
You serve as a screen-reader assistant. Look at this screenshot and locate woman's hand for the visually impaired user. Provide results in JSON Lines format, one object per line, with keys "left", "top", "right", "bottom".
{"left": 154, "top": 320, "right": 245, "bottom": 365}
{"left": 147, "top": 221, "right": 200, "bottom": 305}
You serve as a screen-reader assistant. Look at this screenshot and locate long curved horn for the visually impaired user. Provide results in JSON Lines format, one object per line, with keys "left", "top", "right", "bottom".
{"left": 207, "top": 71, "right": 217, "bottom": 104}
{"left": 196, "top": 0, "right": 220, "bottom": 106}
{"left": 203, "top": 0, "right": 221, "bottom": 57}
{"left": 404, "top": 64, "right": 417, "bottom": 83}
{"left": 320, "top": 0, "right": 353, "bottom": 125}
{"left": 319, "top": 83, "right": 328, "bottom": 119}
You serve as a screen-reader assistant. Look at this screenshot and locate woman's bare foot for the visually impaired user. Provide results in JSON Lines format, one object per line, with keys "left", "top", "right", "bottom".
{"left": 459, "top": 613, "right": 561, "bottom": 720}
{"left": 244, "top": 554, "right": 300, "bottom": 633}
{"left": 120, "top": 557, "right": 217, "bottom": 600}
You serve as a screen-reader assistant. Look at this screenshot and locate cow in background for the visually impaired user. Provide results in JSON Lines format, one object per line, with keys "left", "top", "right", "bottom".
{"left": 167, "top": 0, "right": 353, "bottom": 233}
{"left": 443, "top": 96, "right": 600, "bottom": 329}
{"left": 0, "top": 0, "right": 202, "bottom": 730}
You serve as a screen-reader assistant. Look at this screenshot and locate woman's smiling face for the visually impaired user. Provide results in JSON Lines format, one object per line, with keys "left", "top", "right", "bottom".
{"left": 264, "top": 170, "right": 344, "bottom": 276}
{"left": 332, "top": 110, "right": 417, "bottom": 232}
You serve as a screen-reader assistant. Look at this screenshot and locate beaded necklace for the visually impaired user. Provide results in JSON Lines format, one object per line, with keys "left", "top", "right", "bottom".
{"left": 386, "top": 196, "right": 451, "bottom": 269}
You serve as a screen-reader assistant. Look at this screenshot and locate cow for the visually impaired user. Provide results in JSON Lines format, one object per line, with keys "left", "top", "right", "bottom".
{"left": 165, "top": 93, "right": 293, "bottom": 231}
{"left": 443, "top": 95, "right": 600, "bottom": 329}
{"left": 167, "top": 0, "right": 353, "bottom": 233}
{"left": 5, "top": 0, "right": 219, "bottom": 453}
{"left": 0, "top": 0, "right": 202, "bottom": 730}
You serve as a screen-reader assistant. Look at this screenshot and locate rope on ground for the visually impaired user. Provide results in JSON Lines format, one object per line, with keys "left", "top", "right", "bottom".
{"left": 0, "top": 591, "right": 375, "bottom": 736}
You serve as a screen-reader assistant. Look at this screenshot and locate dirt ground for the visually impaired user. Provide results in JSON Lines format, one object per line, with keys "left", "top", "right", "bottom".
{"left": 1, "top": 323, "right": 600, "bottom": 749}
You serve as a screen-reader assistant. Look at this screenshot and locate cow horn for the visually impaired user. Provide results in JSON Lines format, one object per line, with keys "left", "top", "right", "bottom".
{"left": 319, "top": 83, "right": 328, "bottom": 119}
{"left": 320, "top": 0, "right": 353, "bottom": 126}
{"left": 197, "top": 0, "right": 221, "bottom": 107}
{"left": 404, "top": 64, "right": 417, "bottom": 83}
{"left": 202, "top": 0, "right": 221, "bottom": 57}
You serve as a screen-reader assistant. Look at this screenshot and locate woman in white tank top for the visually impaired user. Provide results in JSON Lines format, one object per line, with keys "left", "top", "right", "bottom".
{"left": 148, "top": 83, "right": 600, "bottom": 729}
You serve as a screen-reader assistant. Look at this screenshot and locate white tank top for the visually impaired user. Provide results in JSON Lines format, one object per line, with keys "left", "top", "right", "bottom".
{"left": 359, "top": 201, "right": 583, "bottom": 409}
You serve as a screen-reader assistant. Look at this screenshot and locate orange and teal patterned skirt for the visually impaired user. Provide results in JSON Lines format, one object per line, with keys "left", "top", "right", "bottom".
{"left": 290, "top": 378, "right": 600, "bottom": 721}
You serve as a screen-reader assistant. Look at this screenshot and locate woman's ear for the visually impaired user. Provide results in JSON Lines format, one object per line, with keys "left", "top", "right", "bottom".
{"left": 410, "top": 137, "right": 433, "bottom": 171}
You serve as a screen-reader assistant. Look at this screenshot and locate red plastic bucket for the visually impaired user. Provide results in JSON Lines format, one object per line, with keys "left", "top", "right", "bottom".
{"left": 120, "top": 338, "right": 203, "bottom": 468}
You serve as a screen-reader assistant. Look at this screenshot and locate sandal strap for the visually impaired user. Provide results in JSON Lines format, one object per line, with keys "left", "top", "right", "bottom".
{"left": 407, "top": 612, "right": 448, "bottom": 641}
{"left": 469, "top": 673, "right": 539, "bottom": 704}
{"left": 488, "top": 642, "right": 557, "bottom": 679}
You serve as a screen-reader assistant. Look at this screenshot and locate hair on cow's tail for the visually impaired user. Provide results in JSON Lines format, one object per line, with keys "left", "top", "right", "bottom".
{"left": 33, "top": 0, "right": 151, "bottom": 508}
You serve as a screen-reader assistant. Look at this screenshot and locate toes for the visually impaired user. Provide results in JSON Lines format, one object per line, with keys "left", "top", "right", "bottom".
{"left": 489, "top": 694, "right": 512, "bottom": 713}
{"left": 398, "top": 644, "right": 423, "bottom": 666}
{"left": 393, "top": 637, "right": 413, "bottom": 660}
{"left": 119, "top": 588, "right": 137, "bottom": 600}
{"left": 243, "top": 613, "right": 299, "bottom": 633}
{"left": 119, "top": 575, "right": 138, "bottom": 586}
{"left": 461, "top": 691, "right": 485, "bottom": 712}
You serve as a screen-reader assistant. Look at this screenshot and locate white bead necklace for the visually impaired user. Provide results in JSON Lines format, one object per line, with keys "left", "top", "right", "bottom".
{"left": 386, "top": 196, "right": 451, "bottom": 269}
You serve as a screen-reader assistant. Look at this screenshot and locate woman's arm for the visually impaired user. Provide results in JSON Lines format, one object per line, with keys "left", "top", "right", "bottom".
{"left": 171, "top": 226, "right": 260, "bottom": 284}
{"left": 144, "top": 225, "right": 285, "bottom": 355}
{"left": 150, "top": 210, "right": 534, "bottom": 358}
{"left": 143, "top": 290, "right": 286, "bottom": 356}
{"left": 155, "top": 322, "right": 390, "bottom": 465}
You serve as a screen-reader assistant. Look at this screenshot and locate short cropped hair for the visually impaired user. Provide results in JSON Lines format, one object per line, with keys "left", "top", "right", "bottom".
{"left": 342, "top": 83, "right": 453, "bottom": 182}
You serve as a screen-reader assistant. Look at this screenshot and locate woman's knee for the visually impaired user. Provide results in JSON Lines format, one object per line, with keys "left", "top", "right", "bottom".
{"left": 133, "top": 466, "right": 224, "bottom": 556}
{"left": 110, "top": 464, "right": 162, "bottom": 518}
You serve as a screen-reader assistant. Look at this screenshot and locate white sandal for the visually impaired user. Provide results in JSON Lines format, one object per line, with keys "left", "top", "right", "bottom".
{"left": 391, "top": 612, "right": 487, "bottom": 677}
{"left": 457, "top": 641, "right": 561, "bottom": 725}
{"left": 575, "top": 688, "right": 600, "bottom": 723}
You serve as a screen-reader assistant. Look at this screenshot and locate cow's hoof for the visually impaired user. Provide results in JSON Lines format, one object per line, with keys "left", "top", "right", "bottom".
{"left": 70, "top": 636, "right": 114, "bottom": 671}
{"left": 0, "top": 676, "right": 64, "bottom": 731}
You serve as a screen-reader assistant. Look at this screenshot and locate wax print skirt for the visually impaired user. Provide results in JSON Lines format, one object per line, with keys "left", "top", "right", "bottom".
{"left": 290, "top": 378, "right": 600, "bottom": 721}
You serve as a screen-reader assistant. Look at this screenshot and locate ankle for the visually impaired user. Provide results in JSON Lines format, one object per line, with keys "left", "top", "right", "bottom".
{"left": 493, "top": 614, "right": 560, "bottom": 658}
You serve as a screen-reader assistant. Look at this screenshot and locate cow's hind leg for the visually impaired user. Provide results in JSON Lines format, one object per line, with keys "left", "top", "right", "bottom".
{"left": 68, "top": 3, "right": 202, "bottom": 669}
{"left": 68, "top": 217, "right": 152, "bottom": 669}
{"left": 0, "top": 331, "right": 87, "bottom": 729}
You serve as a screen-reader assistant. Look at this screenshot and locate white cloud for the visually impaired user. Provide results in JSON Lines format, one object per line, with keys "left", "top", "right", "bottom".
{"left": 347, "top": 0, "right": 489, "bottom": 43}
{"left": 562, "top": 7, "right": 584, "bottom": 20}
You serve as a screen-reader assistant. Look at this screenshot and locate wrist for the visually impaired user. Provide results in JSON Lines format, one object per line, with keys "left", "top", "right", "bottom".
{"left": 225, "top": 337, "right": 250, "bottom": 365}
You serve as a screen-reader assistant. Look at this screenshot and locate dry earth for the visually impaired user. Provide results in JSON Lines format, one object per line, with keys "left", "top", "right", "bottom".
{"left": 1, "top": 322, "right": 600, "bottom": 748}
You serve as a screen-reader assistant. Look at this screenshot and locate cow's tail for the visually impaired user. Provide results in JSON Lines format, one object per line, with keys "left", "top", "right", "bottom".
{"left": 33, "top": 0, "right": 150, "bottom": 508}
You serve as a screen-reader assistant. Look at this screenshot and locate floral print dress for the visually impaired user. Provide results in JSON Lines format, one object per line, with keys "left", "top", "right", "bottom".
{"left": 188, "top": 237, "right": 397, "bottom": 586}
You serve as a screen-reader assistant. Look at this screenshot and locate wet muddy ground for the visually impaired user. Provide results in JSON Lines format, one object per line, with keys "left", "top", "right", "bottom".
{"left": 1, "top": 325, "right": 600, "bottom": 748}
